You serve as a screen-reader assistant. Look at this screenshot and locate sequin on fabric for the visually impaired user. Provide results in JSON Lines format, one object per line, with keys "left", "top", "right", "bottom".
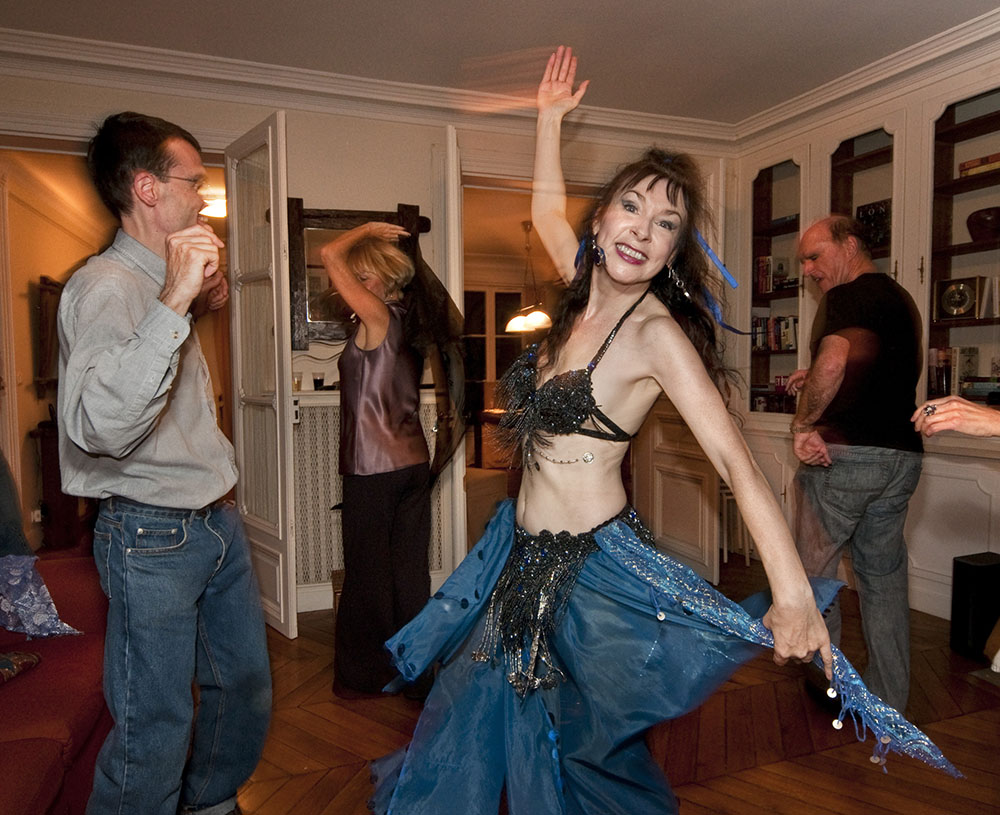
{"left": 470, "top": 515, "right": 627, "bottom": 696}
{"left": 493, "top": 293, "right": 646, "bottom": 467}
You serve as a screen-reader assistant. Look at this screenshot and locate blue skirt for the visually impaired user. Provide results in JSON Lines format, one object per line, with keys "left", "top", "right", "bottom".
{"left": 370, "top": 500, "right": 958, "bottom": 815}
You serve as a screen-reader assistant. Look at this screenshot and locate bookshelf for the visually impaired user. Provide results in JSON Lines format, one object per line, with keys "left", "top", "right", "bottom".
{"left": 929, "top": 88, "right": 1000, "bottom": 402}
{"left": 750, "top": 161, "right": 800, "bottom": 413}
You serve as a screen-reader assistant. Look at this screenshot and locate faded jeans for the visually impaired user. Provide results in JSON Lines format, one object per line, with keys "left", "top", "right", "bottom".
{"left": 793, "top": 444, "right": 922, "bottom": 713}
{"left": 88, "top": 497, "right": 272, "bottom": 815}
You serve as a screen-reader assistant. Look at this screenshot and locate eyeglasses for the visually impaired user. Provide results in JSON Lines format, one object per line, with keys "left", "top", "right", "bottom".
{"left": 161, "top": 175, "right": 207, "bottom": 194}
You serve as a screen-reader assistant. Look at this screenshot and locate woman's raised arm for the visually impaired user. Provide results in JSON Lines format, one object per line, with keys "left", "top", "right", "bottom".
{"left": 532, "top": 46, "right": 590, "bottom": 284}
{"left": 319, "top": 222, "right": 407, "bottom": 347}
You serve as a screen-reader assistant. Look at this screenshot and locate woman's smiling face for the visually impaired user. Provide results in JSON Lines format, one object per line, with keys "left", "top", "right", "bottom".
{"left": 593, "top": 175, "right": 688, "bottom": 287}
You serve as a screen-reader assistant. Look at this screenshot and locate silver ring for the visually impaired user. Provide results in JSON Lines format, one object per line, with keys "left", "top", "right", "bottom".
{"left": 922, "top": 404, "right": 937, "bottom": 416}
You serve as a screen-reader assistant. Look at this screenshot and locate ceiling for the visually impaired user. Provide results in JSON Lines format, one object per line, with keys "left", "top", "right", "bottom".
{"left": 1, "top": 1, "right": 998, "bottom": 123}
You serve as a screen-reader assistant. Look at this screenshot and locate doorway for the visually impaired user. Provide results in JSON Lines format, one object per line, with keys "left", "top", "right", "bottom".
{"left": 459, "top": 181, "right": 593, "bottom": 544}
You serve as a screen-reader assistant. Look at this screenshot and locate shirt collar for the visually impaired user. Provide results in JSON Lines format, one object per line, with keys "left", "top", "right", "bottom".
{"left": 108, "top": 229, "right": 167, "bottom": 288}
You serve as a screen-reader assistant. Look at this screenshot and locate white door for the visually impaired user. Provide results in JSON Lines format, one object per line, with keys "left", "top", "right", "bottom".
{"left": 225, "top": 112, "right": 297, "bottom": 638}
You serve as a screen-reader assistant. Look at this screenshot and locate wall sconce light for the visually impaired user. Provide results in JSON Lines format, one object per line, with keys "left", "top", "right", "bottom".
{"left": 200, "top": 196, "right": 227, "bottom": 218}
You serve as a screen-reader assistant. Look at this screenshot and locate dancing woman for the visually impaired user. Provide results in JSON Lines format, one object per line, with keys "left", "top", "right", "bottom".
{"left": 369, "top": 46, "right": 958, "bottom": 815}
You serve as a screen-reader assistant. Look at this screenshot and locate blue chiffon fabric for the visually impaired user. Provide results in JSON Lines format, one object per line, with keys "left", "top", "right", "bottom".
{"left": 370, "top": 500, "right": 958, "bottom": 815}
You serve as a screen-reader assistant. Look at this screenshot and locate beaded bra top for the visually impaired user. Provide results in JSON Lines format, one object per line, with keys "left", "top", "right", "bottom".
{"left": 494, "top": 290, "right": 648, "bottom": 467}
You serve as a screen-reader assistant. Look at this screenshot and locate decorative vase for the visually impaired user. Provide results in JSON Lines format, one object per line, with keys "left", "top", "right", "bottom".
{"left": 966, "top": 207, "right": 1000, "bottom": 242}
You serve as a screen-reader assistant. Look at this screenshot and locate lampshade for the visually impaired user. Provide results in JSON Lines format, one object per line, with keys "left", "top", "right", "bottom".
{"left": 505, "top": 314, "right": 528, "bottom": 332}
{"left": 524, "top": 309, "right": 552, "bottom": 330}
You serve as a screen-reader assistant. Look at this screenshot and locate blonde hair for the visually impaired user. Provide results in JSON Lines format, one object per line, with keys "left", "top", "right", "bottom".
{"left": 346, "top": 236, "right": 414, "bottom": 297}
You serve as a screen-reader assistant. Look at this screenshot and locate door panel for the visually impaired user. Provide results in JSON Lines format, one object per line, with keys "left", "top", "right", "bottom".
{"left": 225, "top": 112, "right": 297, "bottom": 638}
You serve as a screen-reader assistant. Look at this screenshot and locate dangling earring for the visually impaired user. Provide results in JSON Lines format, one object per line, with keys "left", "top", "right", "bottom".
{"left": 666, "top": 264, "right": 692, "bottom": 300}
{"left": 590, "top": 233, "right": 606, "bottom": 267}
{"left": 575, "top": 233, "right": 606, "bottom": 269}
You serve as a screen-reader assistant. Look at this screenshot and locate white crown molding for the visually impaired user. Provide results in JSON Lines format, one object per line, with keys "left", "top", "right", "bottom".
{"left": 1, "top": 12, "right": 1000, "bottom": 152}
{"left": 0, "top": 28, "right": 739, "bottom": 150}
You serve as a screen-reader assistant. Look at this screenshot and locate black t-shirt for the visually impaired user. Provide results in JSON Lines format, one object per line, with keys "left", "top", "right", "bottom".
{"left": 809, "top": 273, "right": 923, "bottom": 452}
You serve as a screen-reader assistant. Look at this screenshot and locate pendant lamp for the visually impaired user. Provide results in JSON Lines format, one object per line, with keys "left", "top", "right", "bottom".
{"left": 505, "top": 221, "right": 552, "bottom": 333}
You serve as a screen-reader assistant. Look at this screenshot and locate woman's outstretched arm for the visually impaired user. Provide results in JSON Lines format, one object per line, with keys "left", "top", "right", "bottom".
{"left": 643, "top": 315, "right": 834, "bottom": 678}
{"left": 532, "top": 46, "right": 590, "bottom": 283}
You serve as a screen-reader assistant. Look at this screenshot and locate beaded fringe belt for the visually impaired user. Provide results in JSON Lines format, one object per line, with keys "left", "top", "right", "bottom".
{"left": 471, "top": 510, "right": 637, "bottom": 696}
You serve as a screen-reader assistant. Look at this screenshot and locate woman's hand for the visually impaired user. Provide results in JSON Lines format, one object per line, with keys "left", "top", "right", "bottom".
{"left": 763, "top": 598, "right": 833, "bottom": 680}
{"left": 912, "top": 394, "right": 1000, "bottom": 438}
{"left": 536, "top": 45, "right": 589, "bottom": 119}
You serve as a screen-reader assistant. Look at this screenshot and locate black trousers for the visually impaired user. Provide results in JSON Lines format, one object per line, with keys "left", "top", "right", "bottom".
{"left": 335, "top": 462, "right": 431, "bottom": 692}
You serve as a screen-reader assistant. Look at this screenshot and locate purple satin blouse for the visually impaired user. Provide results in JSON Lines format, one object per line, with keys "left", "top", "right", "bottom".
{"left": 338, "top": 301, "right": 429, "bottom": 476}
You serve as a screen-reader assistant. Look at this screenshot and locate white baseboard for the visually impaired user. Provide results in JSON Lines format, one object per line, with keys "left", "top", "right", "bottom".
{"left": 909, "top": 570, "right": 951, "bottom": 620}
{"left": 297, "top": 581, "right": 335, "bottom": 613}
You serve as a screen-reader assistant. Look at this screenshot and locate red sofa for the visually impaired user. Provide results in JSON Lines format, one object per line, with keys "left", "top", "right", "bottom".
{"left": 0, "top": 549, "right": 111, "bottom": 815}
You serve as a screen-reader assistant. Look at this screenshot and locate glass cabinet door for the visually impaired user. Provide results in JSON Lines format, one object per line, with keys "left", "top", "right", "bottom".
{"left": 750, "top": 160, "right": 801, "bottom": 414}
{"left": 830, "top": 128, "right": 895, "bottom": 276}
{"left": 928, "top": 87, "right": 1000, "bottom": 402}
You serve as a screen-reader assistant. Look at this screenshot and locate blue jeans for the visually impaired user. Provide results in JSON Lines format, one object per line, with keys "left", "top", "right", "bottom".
{"left": 88, "top": 497, "right": 272, "bottom": 815}
{"left": 793, "top": 444, "right": 922, "bottom": 712}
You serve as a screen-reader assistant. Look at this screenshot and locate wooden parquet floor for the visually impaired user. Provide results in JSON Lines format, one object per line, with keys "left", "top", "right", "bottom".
{"left": 237, "top": 558, "right": 1000, "bottom": 814}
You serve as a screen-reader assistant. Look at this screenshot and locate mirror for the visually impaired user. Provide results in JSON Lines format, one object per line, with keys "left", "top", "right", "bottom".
{"left": 288, "top": 198, "right": 432, "bottom": 350}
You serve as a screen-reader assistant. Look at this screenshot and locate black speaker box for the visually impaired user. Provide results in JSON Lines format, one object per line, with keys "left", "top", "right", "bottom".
{"left": 950, "top": 552, "right": 1000, "bottom": 661}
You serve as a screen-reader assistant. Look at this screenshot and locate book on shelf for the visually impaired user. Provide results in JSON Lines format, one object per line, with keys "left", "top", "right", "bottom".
{"left": 755, "top": 256, "right": 793, "bottom": 294}
{"left": 978, "top": 276, "right": 1000, "bottom": 319}
{"left": 958, "top": 151, "right": 1000, "bottom": 176}
{"left": 927, "top": 346, "right": 979, "bottom": 397}
{"left": 750, "top": 315, "right": 798, "bottom": 351}
{"left": 756, "top": 256, "right": 772, "bottom": 293}
{"left": 951, "top": 346, "right": 979, "bottom": 395}
{"left": 961, "top": 376, "right": 1000, "bottom": 400}
{"left": 961, "top": 161, "right": 1000, "bottom": 177}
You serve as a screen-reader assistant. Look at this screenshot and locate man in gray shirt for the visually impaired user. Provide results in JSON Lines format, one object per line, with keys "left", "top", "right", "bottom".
{"left": 57, "top": 112, "right": 270, "bottom": 815}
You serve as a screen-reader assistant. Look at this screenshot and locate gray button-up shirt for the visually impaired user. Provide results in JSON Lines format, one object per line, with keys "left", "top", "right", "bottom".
{"left": 57, "top": 229, "right": 238, "bottom": 508}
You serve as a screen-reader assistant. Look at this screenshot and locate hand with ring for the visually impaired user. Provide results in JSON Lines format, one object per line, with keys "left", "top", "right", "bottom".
{"left": 912, "top": 395, "right": 1000, "bottom": 438}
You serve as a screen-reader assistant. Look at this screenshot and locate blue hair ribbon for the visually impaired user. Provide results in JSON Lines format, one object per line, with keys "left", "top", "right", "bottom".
{"left": 695, "top": 230, "right": 738, "bottom": 289}
{"left": 695, "top": 230, "right": 750, "bottom": 335}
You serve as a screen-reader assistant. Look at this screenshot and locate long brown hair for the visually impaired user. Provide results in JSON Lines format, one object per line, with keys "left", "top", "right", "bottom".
{"left": 538, "top": 148, "right": 734, "bottom": 398}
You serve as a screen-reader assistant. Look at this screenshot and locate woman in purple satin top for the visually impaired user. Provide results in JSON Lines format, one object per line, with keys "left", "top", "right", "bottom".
{"left": 320, "top": 223, "right": 431, "bottom": 698}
